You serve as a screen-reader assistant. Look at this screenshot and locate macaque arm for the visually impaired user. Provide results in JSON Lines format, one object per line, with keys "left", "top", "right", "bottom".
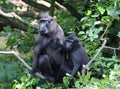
{"left": 30, "top": 36, "right": 43, "bottom": 74}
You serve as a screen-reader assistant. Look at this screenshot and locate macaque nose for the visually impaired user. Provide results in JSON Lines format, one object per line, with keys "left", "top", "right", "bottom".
{"left": 39, "top": 25, "right": 46, "bottom": 34}
{"left": 40, "top": 29, "right": 46, "bottom": 34}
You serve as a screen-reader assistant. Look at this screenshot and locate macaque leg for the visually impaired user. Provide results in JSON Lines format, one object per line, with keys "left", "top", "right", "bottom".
{"left": 38, "top": 54, "right": 55, "bottom": 82}
{"left": 38, "top": 54, "right": 53, "bottom": 75}
{"left": 60, "top": 65, "right": 72, "bottom": 74}
{"left": 43, "top": 75, "right": 55, "bottom": 83}
{"left": 71, "top": 65, "right": 79, "bottom": 77}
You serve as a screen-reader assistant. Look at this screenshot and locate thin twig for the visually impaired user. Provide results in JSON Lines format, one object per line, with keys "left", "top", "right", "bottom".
{"left": 0, "top": 50, "right": 45, "bottom": 79}
{"left": 83, "top": 39, "right": 120, "bottom": 74}
{"left": 104, "top": 46, "right": 120, "bottom": 50}
{"left": 104, "top": 45, "right": 120, "bottom": 57}
{"left": 82, "top": 18, "right": 116, "bottom": 75}
{"left": 84, "top": 39, "right": 107, "bottom": 70}
{"left": 101, "top": 19, "right": 113, "bottom": 38}
{"left": 114, "top": 49, "right": 116, "bottom": 57}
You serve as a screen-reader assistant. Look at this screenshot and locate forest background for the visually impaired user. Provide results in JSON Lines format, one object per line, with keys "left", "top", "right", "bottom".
{"left": 0, "top": 0, "right": 120, "bottom": 89}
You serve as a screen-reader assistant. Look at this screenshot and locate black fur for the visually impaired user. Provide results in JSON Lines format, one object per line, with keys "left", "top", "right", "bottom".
{"left": 61, "top": 33, "right": 89, "bottom": 77}
{"left": 30, "top": 13, "right": 65, "bottom": 83}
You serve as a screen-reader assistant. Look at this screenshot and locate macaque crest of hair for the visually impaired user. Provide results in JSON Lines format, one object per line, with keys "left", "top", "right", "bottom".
{"left": 40, "top": 12, "right": 52, "bottom": 18}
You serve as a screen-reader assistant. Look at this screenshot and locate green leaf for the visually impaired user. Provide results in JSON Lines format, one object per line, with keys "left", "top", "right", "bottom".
{"left": 91, "top": 14, "right": 99, "bottom": 17}
{"left": 117, "top": 32, "right": 120, "bottom": 38}
{"left": 90, "top": 37, "right": 94, "bottom": 41}
{"left": 106, "top": 6, "right": 119, "bottom": 20}
{"left": 3, "top": 25, "right": 12, "bottom": 32}
{"left": 75, "top": 81, "right": 80, "bottom": 88}
{"left": 91, "top": 27, "right": 103, "bottom": 35}
{"left": 107, "top": 6, "right": 115, "bottom": 16}
{"left": 94, "top": 35, "right": 98, "bottom": 38}
{"left": 84, "top": 72, "right": 91, "bottom": 84}
{"left": 116, "top": 84, "right": 120, "bottom": 89}
{"left": 98, "top": 7, "right": 105, "bottom": 14}
{"left": 94, "top": 21, "right": 101, "bottom": 25}
{"left": 0, "top": 71, "right": 5, "bottom": 79}
{"left": 101, "top": 77, "right": 112, "bottom": 84}
{"left": 101, "top": 16, "right": 110, "bottom": 23}
{"left": 36, "top": 87, "right": 41, "bottom": 89}
{"left": 81, "top": 17, "right": 88, "bottom": 22}
{"left": 116, "top": 10, "right": 120, "bottom": 15}
{"left": 83, "top": 35, "right": 87, "bottom": 39}
{"left": 107, "top": 62, "right": 114, "bottom": 68}
{"left": 63, "top": 76, "right": 70, "bottom": 87}
{"left": 6, "top": 38, "right": 16, "bottom": 48}
{"left": 90, "top": 77, "right": 99, "bottom": 84}
{"left": 86, "top": 10, "right": 92, "bottom": 15}
{"left": 78, "top": 31, "right": 85, "bottom": 35}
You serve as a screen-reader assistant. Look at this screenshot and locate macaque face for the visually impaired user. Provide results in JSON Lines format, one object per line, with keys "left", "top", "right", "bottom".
{"left": 64, "top": 39, "right": 73, "bottom": 50}
{"left": 39, "top": 19, "right": 51, "bottom": 35}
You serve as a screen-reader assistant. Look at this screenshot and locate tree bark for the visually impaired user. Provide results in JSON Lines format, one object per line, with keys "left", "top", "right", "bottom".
{"left": 50, "top": 0, "right": 55, "bottom": 16}
{"left": 55, "top": 0, "right": 83, "bottom": 20}
{"left": 22, "top": 0, "right": 49, "bottom": 11}
{"left": 0, "top": 15, "right": 37, "bottom": 33}
{"left": 0, "top": 9, "right": 37, "bottom": 32}
{"left": 1, "top": 7, "right": 40, "bottom": 19}
{"left": 0, "top": 15, "right": 28, "bottom": 31}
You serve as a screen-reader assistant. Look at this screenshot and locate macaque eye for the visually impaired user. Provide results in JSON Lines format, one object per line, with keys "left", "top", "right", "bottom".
{"left": 46, "top": 20, "right": 51, "bottom": 23}
{"left": 40, "top": 20, "right": 51, "bottom": 24}
{"left": 40, "top": 20, "right": 45, "bottom": 23}
{"left": 48, "top": 20, "right": 51, "bottom": 23}
{"left": 45, "top": 20, "right": 51, "bottom": 24}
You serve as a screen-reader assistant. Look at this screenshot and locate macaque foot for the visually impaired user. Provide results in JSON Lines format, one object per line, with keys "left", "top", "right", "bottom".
{"left": 30, "top": 69, "right": 37, "bottom": 75}
{"left": 44, "top": 76, "right": 55, "bottom": 83}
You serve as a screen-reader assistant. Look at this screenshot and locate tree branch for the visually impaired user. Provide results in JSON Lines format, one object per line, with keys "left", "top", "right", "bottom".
{"left": 0, "top": 50, "right": 45, "bottom": 79}
{"left": 82, "top": 16, "right": 116, "bottom": 75}
{"left": 55, "top": 0, "right": 83, "bottom": 20}
{"left": 87, "top": 39, "right": 107, "bottom": 67}
{"left": 0, "top": 16, "right": 28, "bottom": 31}
{"left": 82, "top": 39, "right": 120, "bottom": 75}
{"left": 101, "top": 19, "right": 113, "bottom": 38}
{"left": 104, "top": 46, "right": 120, "bottom": 50}
{"left": 0, "top": 8, "right": 37, "bottom": 32}
{"left": 22, "top": 0, "right": 65, "bottom": 11}
{"left": 38, "top": 0, "right": 66, "bottom": 10}
{"left": 1, "top": 7, "right": 40, "bottom": 19}
{"left": 104, "top": 45, "right": 120, "bottom": 56}
{"left": 22, "top": 0, "right": 49, "bottom": 11}
{"left": 0, "top": 9, "right": 37, "bottom": 29}
{"left": 82, "top": 39, "right": 107, "bottom": 76}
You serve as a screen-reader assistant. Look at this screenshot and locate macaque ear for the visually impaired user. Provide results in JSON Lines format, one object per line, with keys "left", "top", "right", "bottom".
{"left": 51, "top": 17, "right": 55, "bottom": 21}
{"left": 67, "top": 32, "right": 78, "bottom": 41}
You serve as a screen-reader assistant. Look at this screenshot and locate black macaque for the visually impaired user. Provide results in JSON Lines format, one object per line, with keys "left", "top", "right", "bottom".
{"left": 30, "top": 12, "right": 65, "bottom": 82}
{"left": 61, "top": 32, "right": 89, "bottom": 77}
{"left": 38, "top": 38, "right": 64, "bottom": 82}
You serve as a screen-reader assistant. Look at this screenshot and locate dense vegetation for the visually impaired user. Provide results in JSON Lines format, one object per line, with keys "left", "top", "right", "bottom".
{"left": 0, "top": 0, "right": 120, "bottom": 89}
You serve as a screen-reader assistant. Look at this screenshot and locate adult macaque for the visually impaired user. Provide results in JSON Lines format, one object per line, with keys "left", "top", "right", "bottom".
{"left": 61, "top": 33, "right": 89, "bottom": 77}
{"left": 30, "top": 12, "right": 65, "bottom": 78}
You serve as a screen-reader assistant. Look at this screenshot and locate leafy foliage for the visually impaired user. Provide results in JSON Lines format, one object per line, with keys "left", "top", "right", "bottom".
{"left": 90, "top": 56, "right": 120, "bottom": 78}
{"left": 2, "top": 26, "right": 35, "bottom": 53}
{"left": 12, "top": 74, "right": 63, "bottom": 89}
{"left": 63, "top": 64, "right": 120, "bottom": 89}
{"left": 0, "top": 55, "right": 27, "bottom": 89}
